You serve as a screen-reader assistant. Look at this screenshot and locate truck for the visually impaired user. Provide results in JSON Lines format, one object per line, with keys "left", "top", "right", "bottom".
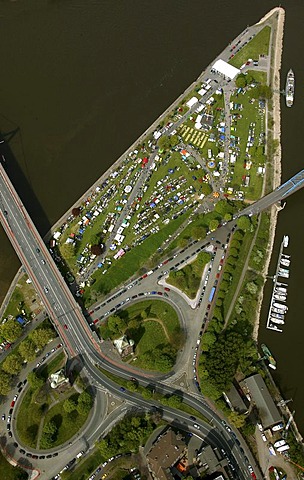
{"left": 208, "top": 286, "right": 216, "bottom": 303}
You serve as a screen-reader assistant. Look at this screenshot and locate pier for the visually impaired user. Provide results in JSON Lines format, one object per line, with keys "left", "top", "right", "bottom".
{"left": 266, "top": 236, "right": 290, "bottom": 333}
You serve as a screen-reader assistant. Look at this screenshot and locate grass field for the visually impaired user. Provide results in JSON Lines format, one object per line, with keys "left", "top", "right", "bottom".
{"left": 167, "top": 252, "right": 210, "bottom": 299}
{"left": 86, "top": 214, "right": 188, "bottom": 302}
{"left": 123, "top": 300, "right": 181, "bottom": 342}
{"left": 16, "top": 352, "right": 65, "bottom": 448}
{"left": 40, "top": 392, "right": 91, "bottom": 448}
{"left": 0, "top": 451, "right": 27, "bottom": 480}
{"left": 2, "top": 274, "right": 38, "bottom": 321}
{"left": 229, "top": 26, "right": 271, "bottom": 68}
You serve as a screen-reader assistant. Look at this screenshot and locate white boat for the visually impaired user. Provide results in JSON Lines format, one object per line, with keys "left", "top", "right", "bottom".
{"left": 274, "top": 294, "right": 286, "bottom": 302}
{"left": 281, "top": 254, "right": 290, "bottom": 259}
{"left": 275, "top": 287, "right": 287, "bottom": 294}
{"left": 272, "top": 308, "right": 286, "bottom": 315}
{"left": 277, "top": 281, "right": 288, "bottom": 286}
{"left": 273, "top": 302, "right": 288, "bottom": 311}
{"left": 272, "top": 313, "right": 285, "bottom": 320}
{"left": 285, "top": 69, "right": 294, "bottom": 108}
{"left": 280, "top": 259, "right": 290, "bottom": 267}
{"left": 270, "top": 317, "right": 285, "bottom": 325}
{"left": 283, "top": 235, "right": 289, "bottom": 248}
{"left": 278, "top": 270, "right": 289, "bottom": 279}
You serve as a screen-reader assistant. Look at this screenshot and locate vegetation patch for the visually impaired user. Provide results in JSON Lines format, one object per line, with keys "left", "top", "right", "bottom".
{"left": 0, "top": 451, "right": 28, "bottom": 480}
{"left": 99, "top": 300, "right": 183, "bottom": 373}
{"left": 84, "top": 214, "right": 188, "bottom": 304}
{"left": 60, "top": 449, "right": 104, "bottom": 480}
{"left": 16, "top": 352, "right": 65, "bottom": 448}
{"left": 167, "top": 251, "right": 211, "bottom": 298}
{"left": 229, "top": 26, "right": 271, "bottom": 68}
{"left": 40, "top": 390, "right": 93, "bottom": 448}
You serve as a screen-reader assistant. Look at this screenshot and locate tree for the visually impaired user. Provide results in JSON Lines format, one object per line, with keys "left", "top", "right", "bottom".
{"left": 43, "top": 420, "right": 57, "bottom": 435}
{"left": 77, "top": 391, "right": 93, "bottom": 415}
{"left": 209, "top": 219, "right": 219, "bottom": 232}
{"left": 142, "top": 388, "right": 153, "bottom": 399}
{"left": 18, "top": 339, "right": 37, "bottom": 362}
{"left": 1, "top": 319, "right": 23, "bottom": 342}
{"left": 0, "top": 370, "right": 11, "bottom": 395}
{"left": 215, "top": 200, "right": 231, "bottom": 216}
{"left": 235, "top": 74, "right": 247, "bottom": 88}
{"left": 246, "top": 282, "right": 258, "bottom": 295}
{"left": 31, "top": 328, "right": 55, "bottom": 350}
{"left": 237, "top": 216, "right": 251, "bottom": 231}
{"left": 72, "top": 207, "right": 81, "bottom": 217}
{"left": 107, "top": 315, "right": 126, "bottom": 334}
{"left": 28, "top": 371, "right": 44, "bottom": 390}
{"left": 61, "top": 242, "right": 75, "bottom": 259}
{"left": 90, "top": 244, "right": 102, "bottom": 256}
{"left": 170, "top": 134, "right": 179, "bottom": 147}
{"left": 157, "top": 136, "right": 170, "bottom": 151}
{"left": 201, "top": 183, "right": 212, "bottom": 196}
{"left": 2, "top": 354, "right": 23, "bottom": 375}
{"left": 191, "top": 226, "right": 206, "bottom": 240}
{"left": 63, "top": 398, "right": 77, "bottom": 413}
{"left": 224, "top": 213, "right": 232, "bottom": 222}
{"left": 228, "top": 411, "right": 246, "bottom": 428}
{"left": 178, "top": 237, "right": 188, "bottom": 248}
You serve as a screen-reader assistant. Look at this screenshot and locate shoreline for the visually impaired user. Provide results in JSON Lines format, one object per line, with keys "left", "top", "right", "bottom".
{"left": 253, "top": 6, "right": 285, "bottom": 341}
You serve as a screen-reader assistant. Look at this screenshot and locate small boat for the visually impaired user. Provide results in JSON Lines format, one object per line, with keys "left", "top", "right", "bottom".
{"left": 280, "top": 259, "right": 290, "bottom": 267}
{"left": 285, "top": 70, "right": 294, "bottom": 108}
{"left": 272, "top": 312, "right": 285, "bottom": 320}
{"left": 270, "top": 317, "right": 285, "bottom": 325}
{"left": 273, "top": 302, "right": 288, "bottom": 311}
{"left": 281, "top": 254, "right": 290, "bottom": 259}
{"left": 275, "top": 287, "right": 287, "bottom": 294}
{"left": 272, "top": 308, "right": 286, "bottom": 315}
{"left": 283, "top": 235, "right": 289, "bottom": 248}
{"left": 274, "top": 294, "right": 286, "bottom": 302}
{"left": 277, "top": 282, "right": 288, "bottom": 287}
{"left": 278, "top": 270, "right": 289, "bottom": 279}
{"left": 261, "top": 343, "right": 276, "bottom": 369}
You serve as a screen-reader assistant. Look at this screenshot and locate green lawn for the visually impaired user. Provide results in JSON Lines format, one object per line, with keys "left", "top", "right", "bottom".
{"left": 40, "top": 392, "right": 91, "bottom": 448}
{"left": 0, "top": 451, "right": 28, "bottom": 480}
{"left": 60, "top": 449, "right": 104, "bottom": 480}
{"left": 123, "top": 299, "right": 181, "bottom": 342}
{"left": 16, "top": 386, "right": 49, "bottom": 448}
{"left": 167, "top": 252, "right": 211, "bottom": 299}
{"left": 86, "top": 214, "right": 188, "bottom": 302}
{"left": 2, "top": 274, "right": 37, "bottom": 321}
{"left": 16, "top": 352, "right": 65, "bottom": 448}
{"left": 229, "top": 26, "right": 271, "bottom": 68}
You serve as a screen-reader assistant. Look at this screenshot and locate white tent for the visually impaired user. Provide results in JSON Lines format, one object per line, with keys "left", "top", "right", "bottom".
{"left": 212, "top": 59, "right": 240, "bottom": 80}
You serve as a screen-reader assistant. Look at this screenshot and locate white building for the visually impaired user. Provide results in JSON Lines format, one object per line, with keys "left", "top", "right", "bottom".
{"left": 212, "top": 59, "right": 240, "bottom": 80}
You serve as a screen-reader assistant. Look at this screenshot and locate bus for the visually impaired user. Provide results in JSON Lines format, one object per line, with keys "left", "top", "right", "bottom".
{"left": 209, "top": 286, "right": 216, "bottom": 303}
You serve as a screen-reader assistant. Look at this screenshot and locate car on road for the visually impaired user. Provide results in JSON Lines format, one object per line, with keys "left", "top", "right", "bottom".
{"left": 64, "top": 324, "right": 68, "bottom": 330}
{"left": 19, "top": 449, "right": 25, "bottom": 454}
{"left": 13, "top": 394, "right": 18, "bottom": 401}
{"left": 164, "top": 287, "right": 170, "bottom": 291}
{"left": 1, "top": 414, "right": 5, "bottom": 421}
{"left": 120, "top": 387, "right": 126, "bottom": 392}
{"left": 193, "top": 423, "right": 200, "bottom": 429}
{"left": 44, "top": 286, "right": 49, "bottom": 293}
{"left": 157, "top": 292, "right": 163, "bottom": 295}
{"left": 10, "top": 401, "right": 15, "bottom": 408}
{"left": 151, "top": 291, "right": 157, "bottom": 295}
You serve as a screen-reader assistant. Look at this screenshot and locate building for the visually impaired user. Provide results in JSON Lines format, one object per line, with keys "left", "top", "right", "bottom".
{"left": 49, "top": 369, "right": 69, "bottom": 389}
{"left": 113, "top": 335, "right": 134, "bottom": 358}
{"left": 243, "top": 374, "right": 282, "bottom": 429}
{"left": 212, "top": 59, "right": 240, "bottom": 80}
{"left": 147, "top": 428, "right": 186, "bottom": 480}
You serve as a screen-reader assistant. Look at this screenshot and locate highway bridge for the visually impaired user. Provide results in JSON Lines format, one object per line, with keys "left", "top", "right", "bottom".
{"left": 1, "top": 153, "right": 304, "bottom": 479}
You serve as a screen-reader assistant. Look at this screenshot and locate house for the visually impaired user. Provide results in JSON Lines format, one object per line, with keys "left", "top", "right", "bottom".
{"left": 113, "top": 335, "right": 134, "bottom": 358}
{"left": 147, "top": 428, "right": 186, "bottom": 480}
{"left": 243, "top": 374, "right": 282, "bottom": 430}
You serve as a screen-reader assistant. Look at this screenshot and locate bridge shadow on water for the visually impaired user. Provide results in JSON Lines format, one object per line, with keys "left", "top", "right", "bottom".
{"left": 0, "top": 130, "right": 51, "bottom": 237}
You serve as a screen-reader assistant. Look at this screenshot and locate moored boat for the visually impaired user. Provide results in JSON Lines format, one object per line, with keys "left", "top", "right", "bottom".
{"left": 283, "top": 235, "right": 289, "bottom": 247}
{"left": 285, "top": 70, "right": 294, "bottom": 108}
{"left": 261, "top": 344, "right": 277, "bottom": 369}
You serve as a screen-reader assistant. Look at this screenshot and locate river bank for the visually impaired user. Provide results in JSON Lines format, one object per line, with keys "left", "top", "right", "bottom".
{"left": 253, "top": 6, "right": 285, "bottom": 341}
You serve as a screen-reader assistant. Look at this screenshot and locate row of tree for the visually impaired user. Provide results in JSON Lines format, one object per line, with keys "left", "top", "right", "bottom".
{"left": 0, "top": 326, "right": 56, "bottom": 395}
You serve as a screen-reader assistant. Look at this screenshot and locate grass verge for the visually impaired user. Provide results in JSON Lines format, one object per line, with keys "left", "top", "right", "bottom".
{"left": 229, "top": 26, "right": 271, "bottom": 68}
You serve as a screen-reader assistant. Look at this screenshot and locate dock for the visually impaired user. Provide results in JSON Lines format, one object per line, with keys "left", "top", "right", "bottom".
{"left": 266, "top": 236, "right": 290, "bottom": 333}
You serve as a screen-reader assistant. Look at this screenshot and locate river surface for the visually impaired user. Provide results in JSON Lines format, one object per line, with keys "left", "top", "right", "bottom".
{"left": 0, "top": 0, "right": 304, "bottom": 433}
